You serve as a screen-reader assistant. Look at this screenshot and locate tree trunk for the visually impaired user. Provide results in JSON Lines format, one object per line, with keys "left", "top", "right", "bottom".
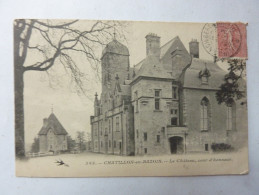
{"left": 15, "top": 65, "right": 25, "bottom": 158}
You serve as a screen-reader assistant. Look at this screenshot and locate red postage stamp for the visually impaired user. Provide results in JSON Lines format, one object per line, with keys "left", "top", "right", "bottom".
{"left": 217, "top": 22, "right": 247, "bottom": 59}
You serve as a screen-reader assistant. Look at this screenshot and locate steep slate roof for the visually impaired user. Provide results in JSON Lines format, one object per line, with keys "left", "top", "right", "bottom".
{"left": 38, "top": 113, "right": 68, "bottom": 135}
{"left": 182, "top": 58, "right": 227, "bottom": 89}
{"left": 136, "top": 55, "right": 172, "bottom": 79}
{"left": 133, "top": 36, "right": 190, "bottom": 79}
{"left": 101, "top": 39, "right": 129, "bottom": 59}
{"left": 160, "top": 36, "right": 189, "bottom": 58}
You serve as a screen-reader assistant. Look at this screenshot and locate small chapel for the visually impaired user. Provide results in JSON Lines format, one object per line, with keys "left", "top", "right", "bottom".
{"left": 38, "top": 111, "right": 68, "bottom": 153}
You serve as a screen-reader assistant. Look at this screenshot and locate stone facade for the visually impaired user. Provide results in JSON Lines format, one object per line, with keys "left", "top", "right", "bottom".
{"left": 90, "top": 33, "right": 247, "bottom": 156}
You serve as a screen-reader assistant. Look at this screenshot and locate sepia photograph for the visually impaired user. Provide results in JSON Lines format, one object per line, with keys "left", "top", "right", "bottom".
{"left": 14, "top": 19, "right": 248, "bottom": 177}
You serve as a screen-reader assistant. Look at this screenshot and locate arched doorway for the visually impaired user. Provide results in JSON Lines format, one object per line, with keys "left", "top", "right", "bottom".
{"left": 169, "top": 136, "right": 184, "bottom": 154}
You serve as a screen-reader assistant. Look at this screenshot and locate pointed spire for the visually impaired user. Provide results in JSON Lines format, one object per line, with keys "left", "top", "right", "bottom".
{"left": 95, "top": 92, "right": 98, "bottom": 101}
{"left": 51, "top": 104, "right": 54, "bottom": 113}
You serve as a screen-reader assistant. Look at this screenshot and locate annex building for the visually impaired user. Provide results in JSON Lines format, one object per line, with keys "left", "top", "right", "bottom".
{"left": 90, "top": 33, "right": 247, "bottom": 156}
{"left": 38, "top": 112, "right": 68, "bottom": 154}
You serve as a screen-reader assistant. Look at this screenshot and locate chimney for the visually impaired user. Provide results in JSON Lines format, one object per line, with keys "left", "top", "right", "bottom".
{"left": 145, "top": 33, "right": 160, "bottom": 58}
{"left": 43, "top": 118, "right": 48, "bottom": 127}
{"left": 189, "top": 39, "right": 199, "bottom": 58}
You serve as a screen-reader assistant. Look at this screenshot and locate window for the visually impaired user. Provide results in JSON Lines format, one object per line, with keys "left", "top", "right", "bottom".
{"left": 200, "top": 97, "right": 210, "bottom": 131}
{"left": 94, "top": 124, "right": 97, "bottom": 136}
{"left": 100, "top": 121, "right": 102, "bottom": 135}
{"left": 101, "top": 141, "right": 103, "bottom": 148}
{"left": 109, "top": 119, "right": 111, "bottom": 133}
{"left": 135, "top": 91, "right": 138, "bottom": 112}
{"left": 172, "top": 86, "right": 178, "bottom": 99}
{"left": 227, "top": 106, "right": 232, "bottom": 130}
{"left": 154, "top": 90, "right": 161, "bottom": 110}
{"left": 171, "top": 117, "right": 177, "bottom": 125}
{"left": 114, "top": 141, "right": 116, "bottom": 148}
{"left": 155, "top": 90, "right": 160, "bottom": 97}
{"left": 155, "top": 99, "right": 160, "bottom": 110}
{"left": 170, "top": 108, "right": 178, "bottom": 125}
{"left": 116, "top": 116, "right": 119, "bottom": 131}
{"left": 100, "top": 105, "right": 102, "bottom": 115}
{"left": 109, "top": 140, "right": 111, "bottom": 148}
{"left": 157, "top": 135, "right": 160, "bottom": 143}
{"left": 144, "top": 132, "right": 147, "bottom": 141}
{"left": 205, "top": 144, "right": 209, "bottom": 151}
{"left": 95, "top": 141, "right": 98, "bottom": 148}
{"left": 201, "top": 76, "right": 208, "bottom": 84}
{"left": 144, "top": 148, "right": 147, "bottom": 154}
{"left": 170, "top": 109, "right": 177, "bottom": 115}
{"left": 136, "top": 129, "right": 139, "bottom": 138}
{"left": 227, "top": 100, "right": 236, "bottom": 131}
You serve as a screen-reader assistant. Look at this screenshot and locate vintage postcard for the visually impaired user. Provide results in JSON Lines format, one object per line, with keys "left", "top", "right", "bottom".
{"left": 14, "top": 20, "right": 248, "bottom": 177}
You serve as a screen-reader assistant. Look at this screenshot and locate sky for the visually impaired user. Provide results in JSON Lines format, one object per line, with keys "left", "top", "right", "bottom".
{"left": 24, "top": 20, "right": 223, "bottom": 148}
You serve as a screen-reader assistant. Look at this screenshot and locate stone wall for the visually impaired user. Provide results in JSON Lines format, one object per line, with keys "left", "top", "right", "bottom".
{"left": 131, "top": 78, "right": 176, "bottom": 155}
{"left": 183, "top": 88, "right": 247, "bottom": 152}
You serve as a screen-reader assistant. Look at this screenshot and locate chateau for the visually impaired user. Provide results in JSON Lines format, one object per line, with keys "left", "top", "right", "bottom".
{"left": 90, "top": 33, "right": 247, "bottom": 155}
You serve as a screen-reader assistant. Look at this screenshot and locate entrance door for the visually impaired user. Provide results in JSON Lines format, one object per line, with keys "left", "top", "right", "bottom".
{"left": 169, "top": 136, "right": 184, "bottom": 154}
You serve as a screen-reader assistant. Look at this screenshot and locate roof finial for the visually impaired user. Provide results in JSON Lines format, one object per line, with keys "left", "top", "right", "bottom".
{"left": 51, "top": 104, "right": 54, "bottom": 113}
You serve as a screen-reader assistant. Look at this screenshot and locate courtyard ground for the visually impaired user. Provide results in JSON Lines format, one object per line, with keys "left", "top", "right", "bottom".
{"left": 16, "top": 150, "right": 248, "bottom": 177}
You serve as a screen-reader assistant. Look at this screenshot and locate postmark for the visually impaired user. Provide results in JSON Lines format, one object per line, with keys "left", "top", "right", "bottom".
{"left": 201, "top": 23, "right": 217, "bottom": 57}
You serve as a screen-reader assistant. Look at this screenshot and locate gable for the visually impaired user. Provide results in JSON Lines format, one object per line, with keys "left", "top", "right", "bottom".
{"left": 161, "top": 37, "right": 191, "bottom": 74}
{"left": 38, "top": 113, "right": 68, "bottom": 135}
{"left": 161, "top": 36, "right": 190, "bottom": 64}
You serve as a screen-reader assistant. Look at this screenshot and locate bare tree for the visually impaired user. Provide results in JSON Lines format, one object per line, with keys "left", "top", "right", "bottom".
{"left": 14, "top": 19, "right": 126, "bottom": 158}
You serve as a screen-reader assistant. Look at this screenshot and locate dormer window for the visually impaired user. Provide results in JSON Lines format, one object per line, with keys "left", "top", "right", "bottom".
{"left": 199, "top": 64, "right": 211, "bottom": 84}
{"left": 201, "top": 76, "right": 209, "bottom": 84}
